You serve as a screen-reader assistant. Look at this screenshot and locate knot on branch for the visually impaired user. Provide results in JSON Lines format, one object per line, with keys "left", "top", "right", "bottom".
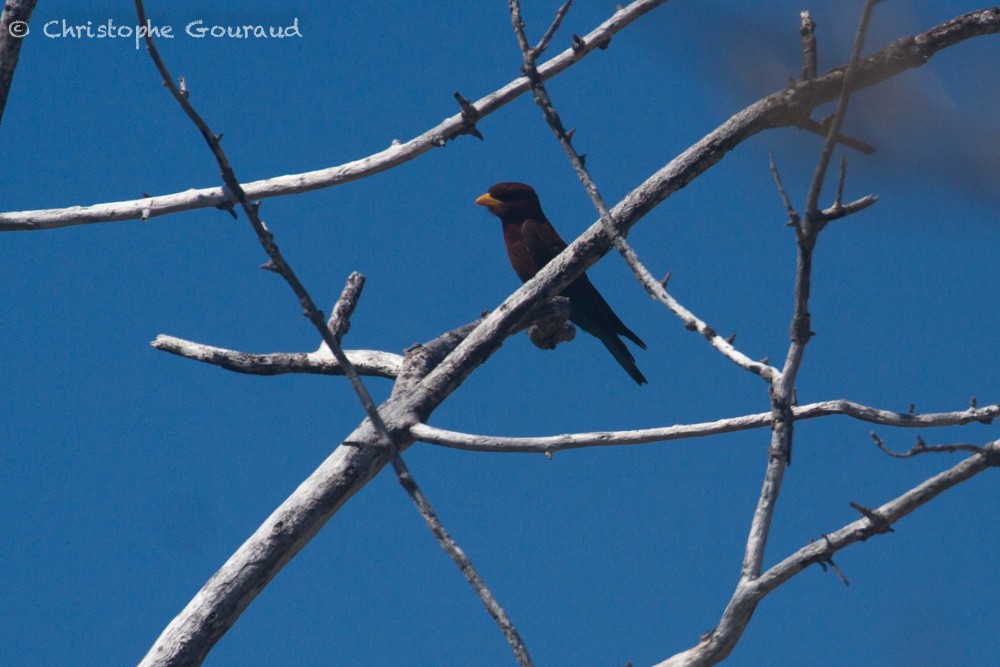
{"left": 528, "top": 322, "right": 575, "bottom": 350}
{"left": 982, "top": 442, "right": 1000, "bottom": 467}
{"left": 526, "top": 297, "right": 575, "bottom": 350}
{"left": 769, "top": 401, "right": 795, "bottom": 464}
{"left": 790, "top": 313, "right": 814, "bottom": 344}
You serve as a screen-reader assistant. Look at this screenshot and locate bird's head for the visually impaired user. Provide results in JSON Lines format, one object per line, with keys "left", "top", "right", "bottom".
{"left": 475, "top": 182, "right": 544, "bottom": 220}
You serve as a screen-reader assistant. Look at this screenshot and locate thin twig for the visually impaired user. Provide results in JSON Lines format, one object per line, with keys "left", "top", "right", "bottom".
{"left": 821, "top": 193, "right": 877, "bottom": 222}
{"left": 871, "top": 431, "right": 996, "bottom": 458}
{"left": 834, "top": 154, "right": 848, "bottom": 209}
{"left": 134, "top": 0, "right": 391, "bottom": 446}
{"left": 819, "top": 556, "right": 850, "bottom": 586}
{"left": 769, "top": 152, "right": 799, "bottom": 225}
{"left": 655, "top": 277, "right": 778, "bottom": 379}
{"left": 804, "top": 0, "right": 881, "bottom": 218}
{"left": 796, "top": 116, "right": 875, "bottom": 154}
{"left": 533, "top": 0, "right": 574, "bottom": 58}
{"left": 509, "top": 0, "right": 630, "bottom": 246}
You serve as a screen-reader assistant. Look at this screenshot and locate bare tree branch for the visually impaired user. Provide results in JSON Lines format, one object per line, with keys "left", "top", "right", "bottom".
{"left": 533, "top": 0, "right": 574, "bottom": 58}
{"left": 324, "top": 272, "right": 366, "bottom": 344}
{"left": 411, "top": 400, "right": 1000, "bottom": 454}
{"left": 0, "top": 0, "right": 669, "bottom": 232}
{"left": 769, "top": 152, "right": 799, "bottom": 225}
{"left": 804, "top": 1, "right": 880, "bottom": 219}
{"left": 511, "top": 0, "right": 779, "bottom": 383}
{"left": 4, "top": 6, "right": 999, "bottom": 232}
{"left": 822, "top": 193, "right": 878, "bottom": 222}
{"left": 872, "top": 431, "right": 997, "bottom": 458}
{"left": 133, "top": 3, "right": 532, "bottom": 664}
{"left": 0, "top": 0, "right": 37, "bottom": 125}
{"left": 656, "top": 440, "right": 1000, "bottom": 666}
{"left": 121, "top": 6, "right": 1000, "bottom": 665}
{"left": 370, "top": 3, "right": 1000, "bottom": 469}
{"left": 799, "top": 10, "right": 817, "bottom": 80}
{"left": 741, "top": 0, "right": 884, "bottom": 609}
{"left": 151, "top": 335, "right": 403, "bottom": 378}
{"left": 132, "top": 0, "right": 393, "bottom": 450}
{"left": 151, "top": 298, "right": 572, "bottom": 379}
{"left": 795, "top": 116, "right": 876, "bottom": 154}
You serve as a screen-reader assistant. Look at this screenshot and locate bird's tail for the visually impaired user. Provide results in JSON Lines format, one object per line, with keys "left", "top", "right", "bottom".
{"left": 618, "top": 323, "right": 646, "bottom": 351}
{"left": 596, "top": 330, "right": 647, "bottom": 385}
{"left": 565, "top": 277, "right": 647, "bottom": 384}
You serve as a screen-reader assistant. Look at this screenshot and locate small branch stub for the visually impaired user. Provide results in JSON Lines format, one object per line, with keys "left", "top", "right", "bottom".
{"left": 849, "top": 502, "right": 894, "bottom": 534}
{"left": 453, "top": 91, "right": 484, "bottom": 140}
{"left": 800, "top": 11, "right": 817, "bottom": 80}
{"left": 326, "top": 272, "right": 366, "bottom": 343}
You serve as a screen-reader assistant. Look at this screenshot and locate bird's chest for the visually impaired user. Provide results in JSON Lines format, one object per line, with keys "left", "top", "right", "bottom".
{"left": 502, "top": 221, "right": 540, "bottom": 283}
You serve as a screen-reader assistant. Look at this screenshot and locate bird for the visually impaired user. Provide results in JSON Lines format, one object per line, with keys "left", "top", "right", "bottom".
{"left": 475, "top": 181, "right": 647, "bottom": 385}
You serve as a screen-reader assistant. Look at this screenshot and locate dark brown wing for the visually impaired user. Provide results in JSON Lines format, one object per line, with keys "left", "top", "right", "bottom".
{"left": 502, "top": 220, "right": 538, "bottom": 282}
{"left": 520, "top": 216, "right": 568, "bottom": 271}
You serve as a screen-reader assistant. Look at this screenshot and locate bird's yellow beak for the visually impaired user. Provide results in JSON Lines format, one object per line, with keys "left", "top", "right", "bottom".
{"left": 475, "top": 193, "right": 501, "bottom": 208}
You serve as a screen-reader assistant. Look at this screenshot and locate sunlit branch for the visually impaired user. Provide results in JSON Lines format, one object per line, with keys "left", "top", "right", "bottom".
{"left": 656, "top": 440, "right": 1000, "bottom": 666}
{"left": 0, "top": 0, "right": 669, "bottom": 232}
{"left": 412, "top": 400, "right": 999, "bottom": 453}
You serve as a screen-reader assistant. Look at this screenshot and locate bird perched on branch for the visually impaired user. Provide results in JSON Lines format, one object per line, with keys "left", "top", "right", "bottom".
{"left": 476, "top": 181, "right": 647, "bottom": 385}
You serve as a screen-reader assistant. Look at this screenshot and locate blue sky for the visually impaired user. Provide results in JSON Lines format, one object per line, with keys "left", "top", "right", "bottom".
{"left": 3, "top": 1, "right": 999, "bottom": 665}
